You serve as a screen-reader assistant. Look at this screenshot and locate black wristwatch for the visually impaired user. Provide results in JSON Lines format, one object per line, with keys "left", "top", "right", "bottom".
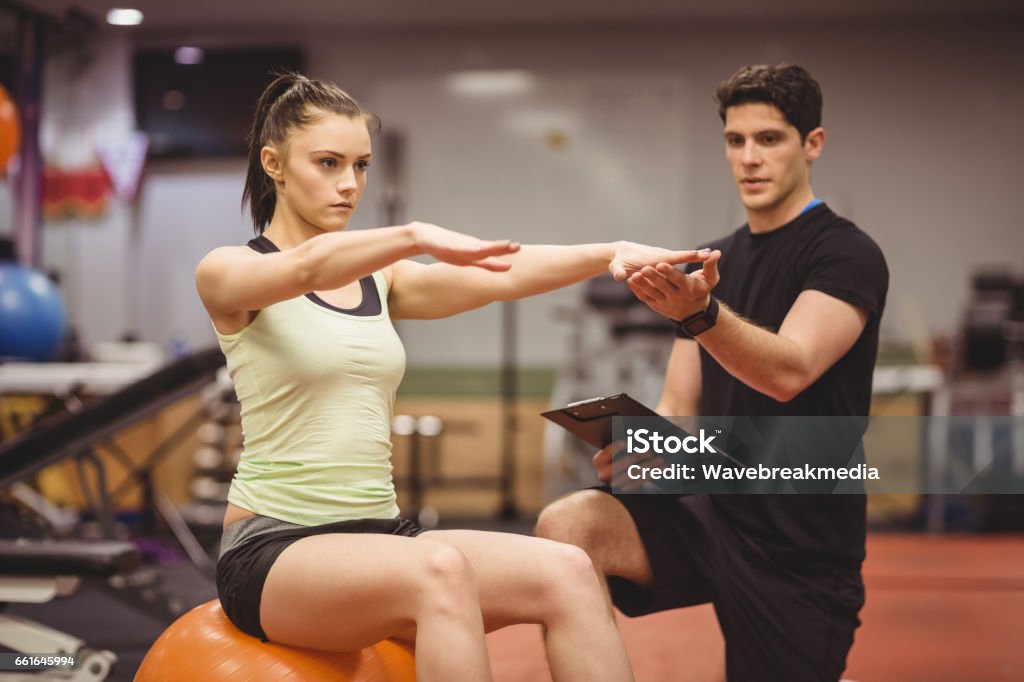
{"left": 676, "top": 296, "right": 719, "bottom": 338}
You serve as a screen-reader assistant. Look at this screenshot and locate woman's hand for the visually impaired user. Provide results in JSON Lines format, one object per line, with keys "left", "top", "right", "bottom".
{"left": 608, "top": 241, "right": 711, "bottom": 281}
{"left": 410, "top": 222, "right": 521, "bottom": 271}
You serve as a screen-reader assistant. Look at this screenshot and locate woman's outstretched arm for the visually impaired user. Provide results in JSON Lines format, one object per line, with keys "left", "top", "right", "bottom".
{"left": 388, "top": 241, "right": 710, "bottom": 320}
{"left": 195, "top": 222, "right": 519, "bottom": 319}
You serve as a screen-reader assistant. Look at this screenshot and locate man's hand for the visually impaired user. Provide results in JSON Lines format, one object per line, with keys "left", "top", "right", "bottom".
{"left": 593, "top": 439, "right": 666, "bottom": 491}
{"left": 592, "top": 440, "right": 626, "bottom": 483}
{"left": 627, "top": 250, "right": 721, "bottom": 320}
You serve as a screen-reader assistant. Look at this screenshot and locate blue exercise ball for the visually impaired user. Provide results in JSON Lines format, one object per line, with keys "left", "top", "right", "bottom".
{"left": 0, "top": 262, "right": 68, "bottom": 361}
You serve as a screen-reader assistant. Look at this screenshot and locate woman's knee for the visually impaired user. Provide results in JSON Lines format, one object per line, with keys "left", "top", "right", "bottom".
{"left": 532, "top": 541, "right": 609, "bottom": 620}
{"left": 550, "top": 541, "right": 602, "bottom": 590}
{"left": 413, "top": 541, "right": 480, "bottom": 617}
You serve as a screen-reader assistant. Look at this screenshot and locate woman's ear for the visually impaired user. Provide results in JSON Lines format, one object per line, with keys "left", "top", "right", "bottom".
{"left": 261, "top": 145, "right": 284, "bottom": 183}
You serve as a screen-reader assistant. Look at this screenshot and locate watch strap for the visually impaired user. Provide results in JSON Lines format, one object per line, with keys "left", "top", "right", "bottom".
{"left": 675, "top": 296, "right": 719, "bottom": 338}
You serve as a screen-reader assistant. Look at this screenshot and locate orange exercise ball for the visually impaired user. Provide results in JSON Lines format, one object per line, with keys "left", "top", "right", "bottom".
{"left": 134, "top": 600, "right": 416, "bottom": 681}
{"left": 0, "top": 84, "right": 20, "bottom": 174}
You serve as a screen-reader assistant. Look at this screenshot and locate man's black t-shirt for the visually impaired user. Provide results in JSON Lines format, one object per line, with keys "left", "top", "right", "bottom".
{"left": 683, "top": 203, "right": 889, "bottom": 570}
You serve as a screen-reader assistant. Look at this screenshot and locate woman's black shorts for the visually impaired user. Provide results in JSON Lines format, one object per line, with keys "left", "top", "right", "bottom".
{"left": 216, "top": 514, "right": 426, "bottom": 641}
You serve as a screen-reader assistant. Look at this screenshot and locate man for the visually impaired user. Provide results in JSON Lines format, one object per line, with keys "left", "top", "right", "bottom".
{"left": 536, "top": 64, "right": 888, "bottom": 681}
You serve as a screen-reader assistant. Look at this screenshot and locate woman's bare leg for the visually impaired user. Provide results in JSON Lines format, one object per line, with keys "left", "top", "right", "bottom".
{"left": 422, "top": 529, "right": 635, "bottom": 682}
{"left": 259, "top": 533, "right": 492, "bottom": 682}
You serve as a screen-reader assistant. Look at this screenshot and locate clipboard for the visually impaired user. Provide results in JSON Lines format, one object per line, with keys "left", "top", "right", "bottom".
{"left": 541, "top": 393, "right": 672, "bottom": 449}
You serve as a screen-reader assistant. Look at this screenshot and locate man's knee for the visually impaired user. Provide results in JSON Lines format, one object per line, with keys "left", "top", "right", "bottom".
{"left": 535, "top": 492, "right": 586, "bottom": 544}
{"left": 535, "top": 489, "right": 611, "bottom": 550}
{"left": 537, "top": 489, "right": 655, "bottom": 586}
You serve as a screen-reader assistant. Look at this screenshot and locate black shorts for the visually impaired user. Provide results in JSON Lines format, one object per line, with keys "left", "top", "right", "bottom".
{"left": 596, "top": 489, "right": 865, "bottom": 682}
{"left": 215, "top": 515, "right": 426, "bottom": 641}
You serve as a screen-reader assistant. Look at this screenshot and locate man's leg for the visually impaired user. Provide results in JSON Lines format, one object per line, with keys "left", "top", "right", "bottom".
{"left": 539, "top": 490, "right": 863, "bottom": 682}
{"left": 536, "top": 489, "right": 715, "bottom": 617}
{"left": 711, "top": 556, "right": 864, "bottom": 682}
{"left": 535, "top": 489, "right": 653, "bottom": 598}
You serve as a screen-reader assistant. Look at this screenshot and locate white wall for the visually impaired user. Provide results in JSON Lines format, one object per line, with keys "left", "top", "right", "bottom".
{"left": 37, "top": 19, "right": 1024, "bottom": 365}
{"left": 132, "top": 161, "right": 250, "bottom": 347}
{"left": 38, "top": 35, "right": 136, "bottom": 347}
{"left": 369, "top": 73, "right": 689, "bottom": 365}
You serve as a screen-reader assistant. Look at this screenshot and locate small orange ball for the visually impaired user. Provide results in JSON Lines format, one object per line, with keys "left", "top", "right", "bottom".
{"left": 0, "top": 84, "right": 21, "bottom": 173}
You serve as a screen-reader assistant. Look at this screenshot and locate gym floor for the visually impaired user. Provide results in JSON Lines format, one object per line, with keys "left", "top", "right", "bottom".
{"left": 8, "top": 526, "right": 1024, "bottom": 681}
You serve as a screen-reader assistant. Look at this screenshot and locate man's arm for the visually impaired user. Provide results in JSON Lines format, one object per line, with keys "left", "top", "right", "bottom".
{"left": 628, "top": 258, "right": 868, "bottom": 403}
{"left": 593, "top": 337, "right": 702, "bottom": 483}
{"left": 655, "top": 338, "right": 702, "bottom": 416}
{"left": 694, "top": 291, "right": 866, "bottom": 402}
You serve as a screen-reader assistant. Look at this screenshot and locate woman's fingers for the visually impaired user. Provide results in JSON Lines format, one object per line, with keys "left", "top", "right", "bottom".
{"left": 472, "top": 256, "right": 513, "bottom": 271}
{"left": 662, "top": 249, "right": 711, "bottom": 265}
{"left": 425, "top": 238, "right": 520, "bottom": 269}
{"left": 610, "top": 243, "right": 711, "bottom": 280}
{"left": 472, "top": 240, "right": 520, "bottom": 257}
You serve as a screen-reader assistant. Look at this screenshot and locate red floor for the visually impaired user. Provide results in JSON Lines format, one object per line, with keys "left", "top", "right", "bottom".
{"left": 485, "top": 534, "right": 1024, "bottom": 681}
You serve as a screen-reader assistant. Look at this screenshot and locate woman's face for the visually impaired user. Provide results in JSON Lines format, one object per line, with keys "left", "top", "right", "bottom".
{"left": 270, "top": 111, "right": 372, "bottom": 232}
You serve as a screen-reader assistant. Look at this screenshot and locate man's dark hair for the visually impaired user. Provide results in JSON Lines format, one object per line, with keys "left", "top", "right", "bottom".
{"left": 714, "top": 64, "right": 822, "bottom": 140}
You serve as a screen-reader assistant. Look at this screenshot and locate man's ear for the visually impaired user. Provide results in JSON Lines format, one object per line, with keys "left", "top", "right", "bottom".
{"left": 804, "top": 127, "right": 825, "bottom": 161}
{"left": 261, "top": 145, "right": 284, "bottom": 184}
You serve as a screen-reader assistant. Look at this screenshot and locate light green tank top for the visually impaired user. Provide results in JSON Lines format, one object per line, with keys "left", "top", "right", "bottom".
{"left": 215, "top": 269, "right": 406, "bottom": 526}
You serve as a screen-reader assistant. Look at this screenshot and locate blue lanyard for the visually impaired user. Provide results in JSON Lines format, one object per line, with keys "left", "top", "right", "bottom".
{"left": 800, "top": 198, "right": 823, "bottom": 214}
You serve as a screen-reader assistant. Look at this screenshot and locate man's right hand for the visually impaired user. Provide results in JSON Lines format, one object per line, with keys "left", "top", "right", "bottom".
{"left": 592, "top": 440, "right": 626, "bottom": 484}
{"left": 627, "top": 250, "right": 721, "bottom": 321}
{"left": 594, "top": 438, "right": 671, "bottom": 491}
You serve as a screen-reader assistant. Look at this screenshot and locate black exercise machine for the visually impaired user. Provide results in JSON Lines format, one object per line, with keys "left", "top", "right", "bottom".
{"left": 0, "top": 349, "right": 225, "bottom": 680}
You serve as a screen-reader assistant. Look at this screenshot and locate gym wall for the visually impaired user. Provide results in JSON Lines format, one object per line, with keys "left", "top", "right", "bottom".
{"left": 35, "top": 19, "right": 1024, "bottom": 367}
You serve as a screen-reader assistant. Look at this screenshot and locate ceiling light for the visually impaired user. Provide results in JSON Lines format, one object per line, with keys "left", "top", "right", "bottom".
{"left": 174, "top": 47, "right": 205, "bottom": 65}
{"left": 446, "top": 70, "right": 535, "bottom": 97}
{"left": 106, "top": 8, "right": 144, "bottom": 26}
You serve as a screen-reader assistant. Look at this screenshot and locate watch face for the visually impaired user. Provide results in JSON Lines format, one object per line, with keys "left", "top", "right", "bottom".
{"left": 685, "top": 318, "right": 712, "bottom": 335}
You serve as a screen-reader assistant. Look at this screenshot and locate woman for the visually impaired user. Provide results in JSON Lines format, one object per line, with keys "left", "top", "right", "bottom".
{"left": 197, "top": 72, "right": 707, "bottom": 682}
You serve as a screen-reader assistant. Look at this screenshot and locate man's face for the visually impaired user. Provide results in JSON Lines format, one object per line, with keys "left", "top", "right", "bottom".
{"left": 723, "top": 102, "right": 822, "bottom": 216}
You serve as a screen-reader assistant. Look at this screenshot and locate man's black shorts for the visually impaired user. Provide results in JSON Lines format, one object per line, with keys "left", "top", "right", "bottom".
{"left": 596, "top": 488, "right": 865, "bottom": 682}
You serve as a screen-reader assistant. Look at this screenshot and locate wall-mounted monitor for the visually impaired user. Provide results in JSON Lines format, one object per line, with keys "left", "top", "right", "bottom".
{"left": 134, "top": 47, "right": 304, "bottom": 159}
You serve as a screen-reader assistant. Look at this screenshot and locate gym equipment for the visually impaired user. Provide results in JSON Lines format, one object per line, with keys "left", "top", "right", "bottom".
{"left": 960, "top": 269, "right": 1023, "bottom": 372}
{"left": 0, "top": 350, "right": 227, "bottom": 679}
{"left": 0, "top": 349, "right": 226, "bottom": 577}
{"left": 0, "top": 263, "right": 67, "bottom": 362}
{"left": 0, "top": 538, "right": 140, "bottom": 682}
{"left": 0, "top": 348, "right": 225, "bottom": 489}
{"left": 0, "top": 83, "right": 20, "bottom": 173}
{"left": 0, "top": 360, "right": 161, "bottom": 397}
{"left": 925, "top": 266, "right": 1024, "bottom": 530}
{"left": 185, "top": 369, "right": 240, "bottom": 530}
{"left": 391, "top": 413, "right": 447, "bottom": 526}
{"left": 134, "top": 600, "right": 416, "bottom": 682}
